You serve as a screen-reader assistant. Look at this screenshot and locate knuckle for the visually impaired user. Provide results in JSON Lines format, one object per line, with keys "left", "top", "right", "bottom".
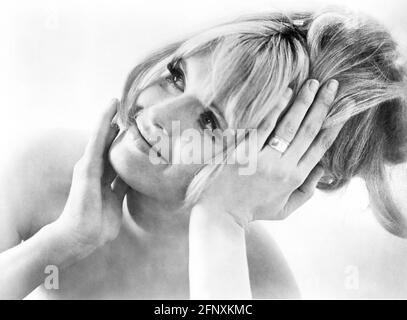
{"left": 73, "top": 157, "right": 102, "bottom": 179}
{"left": 304, "top": 123, "right": 319, "bottom": 138}
{"left": 290, "top": 173, "right": 304, "bottom": 187}
{"left": 272, "top": 104, "right": 284, "bottom": 115}
{"left": 272, "top": 168, "right": 302, "bottom": 186}
{"left": 264, "top": 110, "right": 279, "bottom": 128}
{"left": 320, "top": 135, "right": 334, "bottom": 151}
{"left": 320, "top": 91, "right": 335, "bottom": 108}
{"left": 300, "top": 91, "right": 315, "bottom": 106}
{"left": 263, "top": 118, "right": 274, "bottom": 131}
{"left": 272, "top": 168, "right": 288, "bottom": 181}
{"left": 282, "top": 120, "right": 297, "bottom": 137}
{"left": 303, "top": 189, "right": 314, "bottom": 201}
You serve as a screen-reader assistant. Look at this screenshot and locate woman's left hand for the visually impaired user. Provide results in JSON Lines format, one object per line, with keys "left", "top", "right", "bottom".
{"left": 198, "top": 79, "right": 343, "bottom": 227}
{"left": 52, "top": 99, "right": 129, "bottom": 260}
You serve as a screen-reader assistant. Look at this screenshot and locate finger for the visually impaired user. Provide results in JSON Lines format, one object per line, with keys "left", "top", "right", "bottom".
{"left": 281, "top": 164, "right": 324, "bottom": 218}
{"left": 84, "top": 99, "right": 120, "bottom": 160}
{"left": 298, "top": 120, "right": 345, "bottom": 174}
{"left": 111, "top": 176, "right": 129, "bottom": 203}
{"left": 284, "top": 79, "right": 339, "bottom": 162}
{"left": 297, "top": 164, "right": 324, "bottom": 194}
{"left": 257, "top": 87, "right": 293, "bottom": 150}
{"left": 102, "top": 155, "right": 116, "bottom": 186}
{"left": 272, "top": 79, "right": 320, "bottom": 145}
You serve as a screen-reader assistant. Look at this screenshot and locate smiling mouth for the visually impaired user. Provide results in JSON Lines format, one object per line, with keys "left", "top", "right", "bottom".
{"left": 134, "top": 118, "right": 153, "bottom": 148}
{"left": 129, "top": 116, "right": 167, "bottom": 162}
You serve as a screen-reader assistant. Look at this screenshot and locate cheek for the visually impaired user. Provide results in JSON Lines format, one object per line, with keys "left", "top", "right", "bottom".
{"left": 174, "top": 134, "right": 224, "bottom": 165}
{"left": 136, "top": 81, "right": 170, "bottom": 107}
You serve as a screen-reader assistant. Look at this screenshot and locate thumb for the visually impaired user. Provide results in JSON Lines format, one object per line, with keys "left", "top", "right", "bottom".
{"left": 281, "top": 165, "right": 324, "bottom": 218}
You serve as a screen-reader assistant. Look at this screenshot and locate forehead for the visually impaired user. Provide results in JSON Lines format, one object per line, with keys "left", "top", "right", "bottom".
{"left": 182, "top": 53, "right": 228, "bottom": 114}
{"left": 183, "top": 53, "right": 211, "bottom": 79}
{"left": 182, "top": 53, "right": 212, "bottom": 94}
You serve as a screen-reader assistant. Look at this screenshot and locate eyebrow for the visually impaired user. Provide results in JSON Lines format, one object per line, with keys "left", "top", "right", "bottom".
{"left": 179, "top": 57, "right": 227, "bottom": 127}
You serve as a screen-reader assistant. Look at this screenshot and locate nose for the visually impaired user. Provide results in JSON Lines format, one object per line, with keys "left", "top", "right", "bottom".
{"left": 137, "top": 94, "right": 203, "bottom": 137}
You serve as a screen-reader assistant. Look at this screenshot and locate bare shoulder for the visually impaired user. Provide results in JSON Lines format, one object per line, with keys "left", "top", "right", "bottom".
{"left": 0, "top": 128, "right": 88, "bottom": 240}
{"left": 245, "top": 222, "right": 300, "bottom": 299}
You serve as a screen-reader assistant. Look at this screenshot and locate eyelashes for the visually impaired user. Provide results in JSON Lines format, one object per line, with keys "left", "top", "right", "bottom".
{"left": 166, "top": 62, "right": 185, "bottom": 91}
{"left": 199, "top": 110, "right": 219, "bottom": 131}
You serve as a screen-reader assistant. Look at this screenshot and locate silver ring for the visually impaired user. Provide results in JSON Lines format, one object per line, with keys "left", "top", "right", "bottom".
{"left": 267, "top": 135, "right": 290, "bottom": 153}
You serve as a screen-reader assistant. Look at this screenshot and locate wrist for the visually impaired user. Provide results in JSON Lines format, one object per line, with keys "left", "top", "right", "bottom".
{"left": 37, "top": 221, "right": 94, "bottom": 269}
{"left": 193, "top": 200, "right": 250, "bottom": 231}
{"left": 191, "top": 202, "right": 246, "bottom": 235}
{"left": 189, "top": 202, "right": 251, "bottom": 299}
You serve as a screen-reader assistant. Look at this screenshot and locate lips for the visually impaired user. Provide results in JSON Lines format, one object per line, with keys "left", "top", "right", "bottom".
{"left": 126, "top": 117, "right": 150, "bottom": 153}
{"left": 134, "top": 118, "right": 153, "bottom": 148}
{"left": 127, "top": 116, "right": 167, "bottom": 163}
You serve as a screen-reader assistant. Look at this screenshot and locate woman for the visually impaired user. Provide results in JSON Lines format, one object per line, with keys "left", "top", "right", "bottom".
{"left": 0, "top": 9, "right": 406, "bottom": 299}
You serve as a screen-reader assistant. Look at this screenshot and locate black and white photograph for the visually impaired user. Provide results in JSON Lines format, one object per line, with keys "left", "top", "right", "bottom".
{"left": 0, "top": 0, "right": 407, "bottom": 303}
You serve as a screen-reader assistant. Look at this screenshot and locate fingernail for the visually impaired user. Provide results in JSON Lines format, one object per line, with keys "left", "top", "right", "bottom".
{"left": 327, "top": 79, "right": 339, "bottom": 92}
{"left": 308, "top": 79, "right": 319, "bottom": 92}
{"left": 111, "top": 113, "right": 118, "bottom": 125}
{"left": 284, "top": 87, "right": 293, "bottom": 98}
{"left": 110, "top": 121, "right": 119, "bottom": 130}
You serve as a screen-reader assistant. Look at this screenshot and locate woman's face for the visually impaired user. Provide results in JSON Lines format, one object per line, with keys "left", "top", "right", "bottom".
{"left": 109, "top": 53, "right": 227, "bottom": 205}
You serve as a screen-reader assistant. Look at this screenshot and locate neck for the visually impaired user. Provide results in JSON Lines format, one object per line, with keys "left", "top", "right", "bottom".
{"left": 124, "top": 188, "right": 191, "bottom": 242}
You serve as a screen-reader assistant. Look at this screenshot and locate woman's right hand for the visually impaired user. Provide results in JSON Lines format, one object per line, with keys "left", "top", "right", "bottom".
{"left": 51, "top": 99, "right": 129, "bottom": 260}
{"left": 198, "top": 79, "right": 342, "bottom": 227}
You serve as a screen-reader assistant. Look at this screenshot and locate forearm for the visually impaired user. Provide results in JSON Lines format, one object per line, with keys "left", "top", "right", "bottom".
{"left": 189, "top": 203, "right": 252, "bottom": 299}
{"left": 0, "top": 222, "right": 81, "bottom": 299}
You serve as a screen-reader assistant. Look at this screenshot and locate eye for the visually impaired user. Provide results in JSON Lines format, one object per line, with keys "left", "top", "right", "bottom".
{"left": 165, "top": 62, "right": 185, "bottom": 92}
{"left": 199, "top": 110, "right": 219, "bottom": 131}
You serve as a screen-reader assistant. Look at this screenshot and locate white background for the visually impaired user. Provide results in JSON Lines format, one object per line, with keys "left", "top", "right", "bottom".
{"left": 1, "top": 0, "right": 407, "bottom": 298}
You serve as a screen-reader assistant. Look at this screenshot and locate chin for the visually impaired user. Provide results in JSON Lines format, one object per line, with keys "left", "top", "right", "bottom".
{"left": 108, "top": 135, "right": 188, "bottom": 204}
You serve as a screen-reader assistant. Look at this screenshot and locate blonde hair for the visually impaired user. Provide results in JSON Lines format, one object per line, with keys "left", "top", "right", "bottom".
{"left": 120, "top": 9, "right": 407, "bottom": 237}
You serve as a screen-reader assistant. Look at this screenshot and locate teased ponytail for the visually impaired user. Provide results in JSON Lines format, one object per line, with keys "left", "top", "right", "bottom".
{"left": 303, "top": 10, "right": 407, "bottom": 237}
